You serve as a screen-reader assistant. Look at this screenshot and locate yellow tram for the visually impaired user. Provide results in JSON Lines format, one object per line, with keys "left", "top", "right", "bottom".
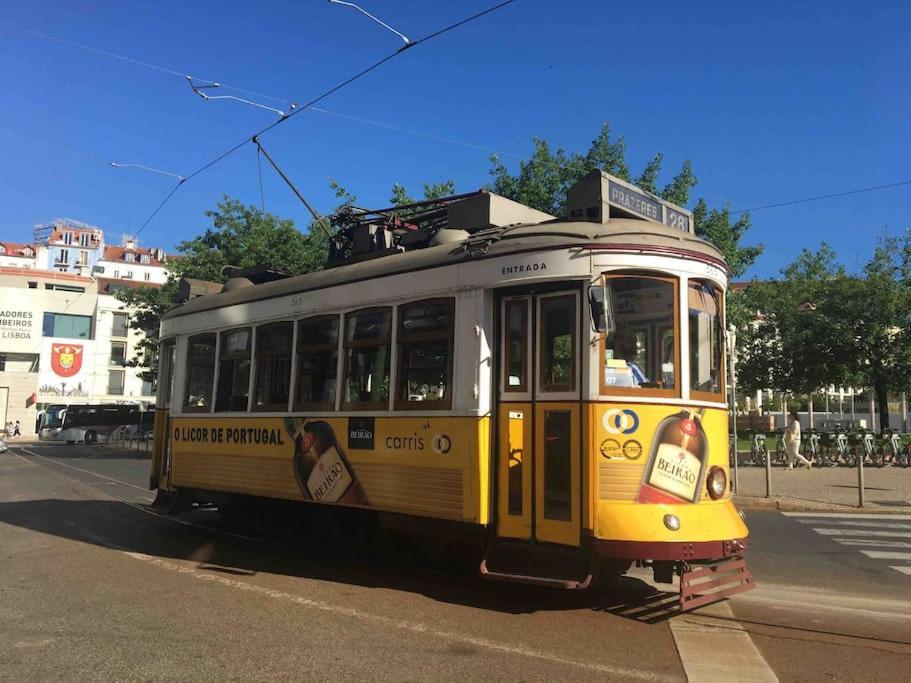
{"left": 150, "top": 170, "right": 752, "bottom": 608}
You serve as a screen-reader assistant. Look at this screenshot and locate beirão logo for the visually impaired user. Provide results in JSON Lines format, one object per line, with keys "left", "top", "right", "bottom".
{"left": 603, "top": 409, "right": 639, "bottom": 435}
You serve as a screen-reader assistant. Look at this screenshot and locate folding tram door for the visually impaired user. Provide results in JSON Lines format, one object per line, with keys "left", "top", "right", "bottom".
{"left": 485, "top": 287, "right": 587, "bottom": 587}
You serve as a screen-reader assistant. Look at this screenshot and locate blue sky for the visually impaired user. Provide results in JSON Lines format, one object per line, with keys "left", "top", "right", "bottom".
{"left": 0, "top": 0, "right": 908, "bottom": 278}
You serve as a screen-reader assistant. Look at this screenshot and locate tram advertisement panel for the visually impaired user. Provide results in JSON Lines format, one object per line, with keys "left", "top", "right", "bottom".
{"left": 169, "top": 416, "right": 484, "bottom": 521}
{"left": 593, "top": 404, "right": 728, "bottom": 504}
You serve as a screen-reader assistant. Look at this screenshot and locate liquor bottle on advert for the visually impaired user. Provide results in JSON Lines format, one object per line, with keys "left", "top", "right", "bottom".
{"left": 290, "top": 420, "right": 370, "bottom": 506}
{"left": 638, "top": 408, "right": 708, "bottom": 504}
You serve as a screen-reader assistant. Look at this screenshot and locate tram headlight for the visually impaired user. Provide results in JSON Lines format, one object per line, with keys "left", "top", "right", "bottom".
{"left": 663, "top": 514, "right": 680, "bottom": 531}
{"left": 707, "top": 466, "right": 727, "bottom": 500}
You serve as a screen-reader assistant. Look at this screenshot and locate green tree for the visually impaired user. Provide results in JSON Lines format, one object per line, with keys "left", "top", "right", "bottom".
{"left": 117, "top": 196, "right": 330, "bottom": 383}
{"left": 817, "top": 236, "right": 911, "bottom": 428}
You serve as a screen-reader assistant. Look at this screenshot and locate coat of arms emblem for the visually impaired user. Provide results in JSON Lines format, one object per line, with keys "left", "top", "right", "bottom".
{"left": 51, "top": 344, "right": 83, "bottom": 377}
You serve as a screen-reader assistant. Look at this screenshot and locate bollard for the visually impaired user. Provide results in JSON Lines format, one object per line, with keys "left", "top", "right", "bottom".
{"left": 765, "top": 445, "right": 772, "bottom": 498}
{"left": 857, "top": 449, "right": 865, "bottom": 508}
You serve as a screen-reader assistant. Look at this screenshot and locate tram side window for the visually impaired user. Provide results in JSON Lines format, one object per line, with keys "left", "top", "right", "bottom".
{"left": 689, "top": 281, "right": 723, "bottom": 398}
{"left": 504, "top": 299, "right": 528, "bottom": 392}
{"left": 215, "top": 328, "right": 252, "bottom": 412}
{"left": 254, "top": 322, "right": 293, "bottom": 411}
{"left": 601, "top": 275, "right": 678, "bottom": 394}
{"left": 343, "top": 307, "right": 391, "bottom": 410}
{"left": 184, "top": 333, "right": 216, "bottom": 411}
{"left": 396, "top": 299, "right": 454, "bottom": 408}
{"left": 296, "top": 316, "right": 339, "bottom": 410}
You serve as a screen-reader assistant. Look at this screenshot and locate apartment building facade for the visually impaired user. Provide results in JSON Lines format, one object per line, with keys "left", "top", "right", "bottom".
{"left": 0, "top": 220, "right": 169, "bottom": 434}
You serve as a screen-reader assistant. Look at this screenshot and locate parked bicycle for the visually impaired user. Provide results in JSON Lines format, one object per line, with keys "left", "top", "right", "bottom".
{"left": 873, "top": 429, "right": 903, "bottom": 467}
{"left": 804, "top": 429, "right": 822, "bottom": 466}
{"left": 748, "top": 430, "right": 769, "bottom": 466}
{"left": 772, "top": 429, "right": 789, "bottom": 466}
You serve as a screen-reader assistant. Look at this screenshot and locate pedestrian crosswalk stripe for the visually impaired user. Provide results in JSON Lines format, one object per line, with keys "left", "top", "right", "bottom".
{"left": 813, "top": 528, "right": 911, "bottom": 538}
{"left": 860, "top": 550, "right": 911, "bottom": 561}
{"left": 834, "top": 539, "right": 911, "bottom": 548}
{"left": 795, "top": 519, "right": 911, "bottom": 530}
{"left": 786, "top": 512, "right": 911, "bottom": 577}
{"left": 783, "top": 513, "right": 911, "bottom": 520}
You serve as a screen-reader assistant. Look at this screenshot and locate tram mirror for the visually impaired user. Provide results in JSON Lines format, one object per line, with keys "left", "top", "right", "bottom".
{"left": 588, "top": 282, "right": 616, "bottom": 336}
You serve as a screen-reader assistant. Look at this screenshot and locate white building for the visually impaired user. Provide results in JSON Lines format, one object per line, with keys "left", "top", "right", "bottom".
{"left": 0, "top": 222, "right": 170, "bottom": 434}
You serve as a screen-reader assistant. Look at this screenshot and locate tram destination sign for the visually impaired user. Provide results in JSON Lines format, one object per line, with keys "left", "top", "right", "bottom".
{"left": 606, "top": 178, "right": 692, "bottom": 233}
{"left": 608, "top": 181, "right": 662, "bottom": 223}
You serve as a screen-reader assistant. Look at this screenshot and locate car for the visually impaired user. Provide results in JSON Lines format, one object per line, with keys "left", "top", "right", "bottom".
{"left": 0, "top": 437, "right": 8, "bottom": 453}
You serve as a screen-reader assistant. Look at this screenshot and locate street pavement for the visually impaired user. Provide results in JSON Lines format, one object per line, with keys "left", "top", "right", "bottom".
{"left": 732, "top": 461, "right": 911, "bottom": 509}
{"left": 1, "top": 442, "right": 909, "bottom": 681}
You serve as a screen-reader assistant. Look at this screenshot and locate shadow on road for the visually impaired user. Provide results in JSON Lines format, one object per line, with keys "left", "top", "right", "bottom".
{"left": 0, "top": 496, "right": 679, "bottom": 621}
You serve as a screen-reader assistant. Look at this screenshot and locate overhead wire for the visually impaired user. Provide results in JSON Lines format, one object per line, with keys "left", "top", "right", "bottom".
{"left": 132, "top": 0, "right": 519, "bottom": 237}
{"left": 730, "top": 180, "right": 911, "bottom": 215}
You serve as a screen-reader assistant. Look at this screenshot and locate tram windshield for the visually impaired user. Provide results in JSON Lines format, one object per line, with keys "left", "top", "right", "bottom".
{"left": 602, "top": 274, "right": 677, "bottom": 392}
{"left": 688, "top": 281, "right": 724, "bottom": 397}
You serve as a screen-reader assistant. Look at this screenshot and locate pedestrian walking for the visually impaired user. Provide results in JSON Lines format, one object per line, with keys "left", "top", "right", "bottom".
{"left": 786, "top": 410, "right": 811, "bottom": 469}
{"left": 13, "top": 420, "right": 21, "bottom": 437}
{"left": 5, "top": 421, "right": 12, "bottom": 437}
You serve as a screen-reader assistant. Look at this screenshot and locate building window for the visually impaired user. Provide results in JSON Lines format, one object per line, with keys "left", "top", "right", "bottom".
{"left": 113, "top": 270, "right": 120, "bottom": 278}
{"left": 144, "top": 272, "right": 151, "bottom": 281}
{"left": 77, "top": 250, "right": 89, "bottom": 266}
{"left": 124, "top": 271, "right": 133, "bottom": 279}
{"left": 63, "top": 232, "right": 73, "bottom": 245}
{"left": 112, "top": 312, "right": 128, "bottom": 337}
{"left": 110, "top": 341, "right": 127, "bottom": 367}
{"left": 42, "top": 312, "right": 93, "bottom": 339}
{"left": 108, "top": 370, "right": 125, "bottom": 395}
{"left": 342, "top": 307, "right": 391, "bottom": 410}
{"left": 141, "top": 379, "right": 154, "bottom": 396}
{"left": 184, "top": 333, "right": 216, "bottom": 410}
{"left": 79, "top": 233, "right": 91, "bottom": 247}
{"left": 295, "top": 316, "right": 339, "bottom": 410}
{"left": 45, "top": 283, "right": 85, "bottom": 293}
{"left": 28, "top": 281, "right": 37, "bottom": 289}
{"left": 253, "top": 322, "right": 293, "bottom": 411}
{"left": 140, "top": 253, "right": 150, "bottom": 264}
{"left": 396, "top": 299, "right": 454, "bottom": 408}
{"left": 57, "top": 249, "right": 69, "bottom": 264}
{"left": 215, "top": 328, "right": 251, "bottom": 411}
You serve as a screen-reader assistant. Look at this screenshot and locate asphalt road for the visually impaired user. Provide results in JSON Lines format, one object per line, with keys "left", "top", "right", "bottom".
{"left": 2, "top": 442, "right": 909, "bottom": 682}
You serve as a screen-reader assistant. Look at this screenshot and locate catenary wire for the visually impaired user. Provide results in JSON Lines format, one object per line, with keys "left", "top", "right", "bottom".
{"left": 131, "top": 0, "right": 519, "bottom": 237}
{"left": 0, "top": 20, "right": 289, "bottom": 105}
{"left": 730, "top": 180, "right": 911, "bottom": 215}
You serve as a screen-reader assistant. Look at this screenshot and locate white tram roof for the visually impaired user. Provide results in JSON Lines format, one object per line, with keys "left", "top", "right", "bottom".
{"left": 162, "top": 219, "right": 726, "bottom": 321}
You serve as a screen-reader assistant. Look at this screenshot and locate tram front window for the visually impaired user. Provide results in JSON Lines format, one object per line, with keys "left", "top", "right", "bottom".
{"left": 601, "top": 275, "right": 677, "bottom": 394}
{"left": 689, "top": 281, "right": 723, "bottom": 398}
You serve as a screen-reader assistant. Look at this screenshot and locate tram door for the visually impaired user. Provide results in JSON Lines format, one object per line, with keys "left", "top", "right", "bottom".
{"left": 496, "top": 291, "right": 581, "bottom": 547}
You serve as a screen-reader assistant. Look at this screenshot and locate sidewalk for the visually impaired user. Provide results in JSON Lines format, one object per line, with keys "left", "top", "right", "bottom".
{"left": 732, "top": 462, "right": 911, "bottom": 512}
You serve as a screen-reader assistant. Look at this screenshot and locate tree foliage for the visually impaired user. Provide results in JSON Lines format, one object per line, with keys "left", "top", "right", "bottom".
{"left": 486, "top": 122, "right": 761, "bottom": 276}
{"left": 736, "top": 235, "right": 911, "bottom": 427}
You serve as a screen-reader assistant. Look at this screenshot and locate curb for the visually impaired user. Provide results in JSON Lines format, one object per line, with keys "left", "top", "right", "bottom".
{"left": 734, "top": 495, "right": 911, "bottom": 514}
